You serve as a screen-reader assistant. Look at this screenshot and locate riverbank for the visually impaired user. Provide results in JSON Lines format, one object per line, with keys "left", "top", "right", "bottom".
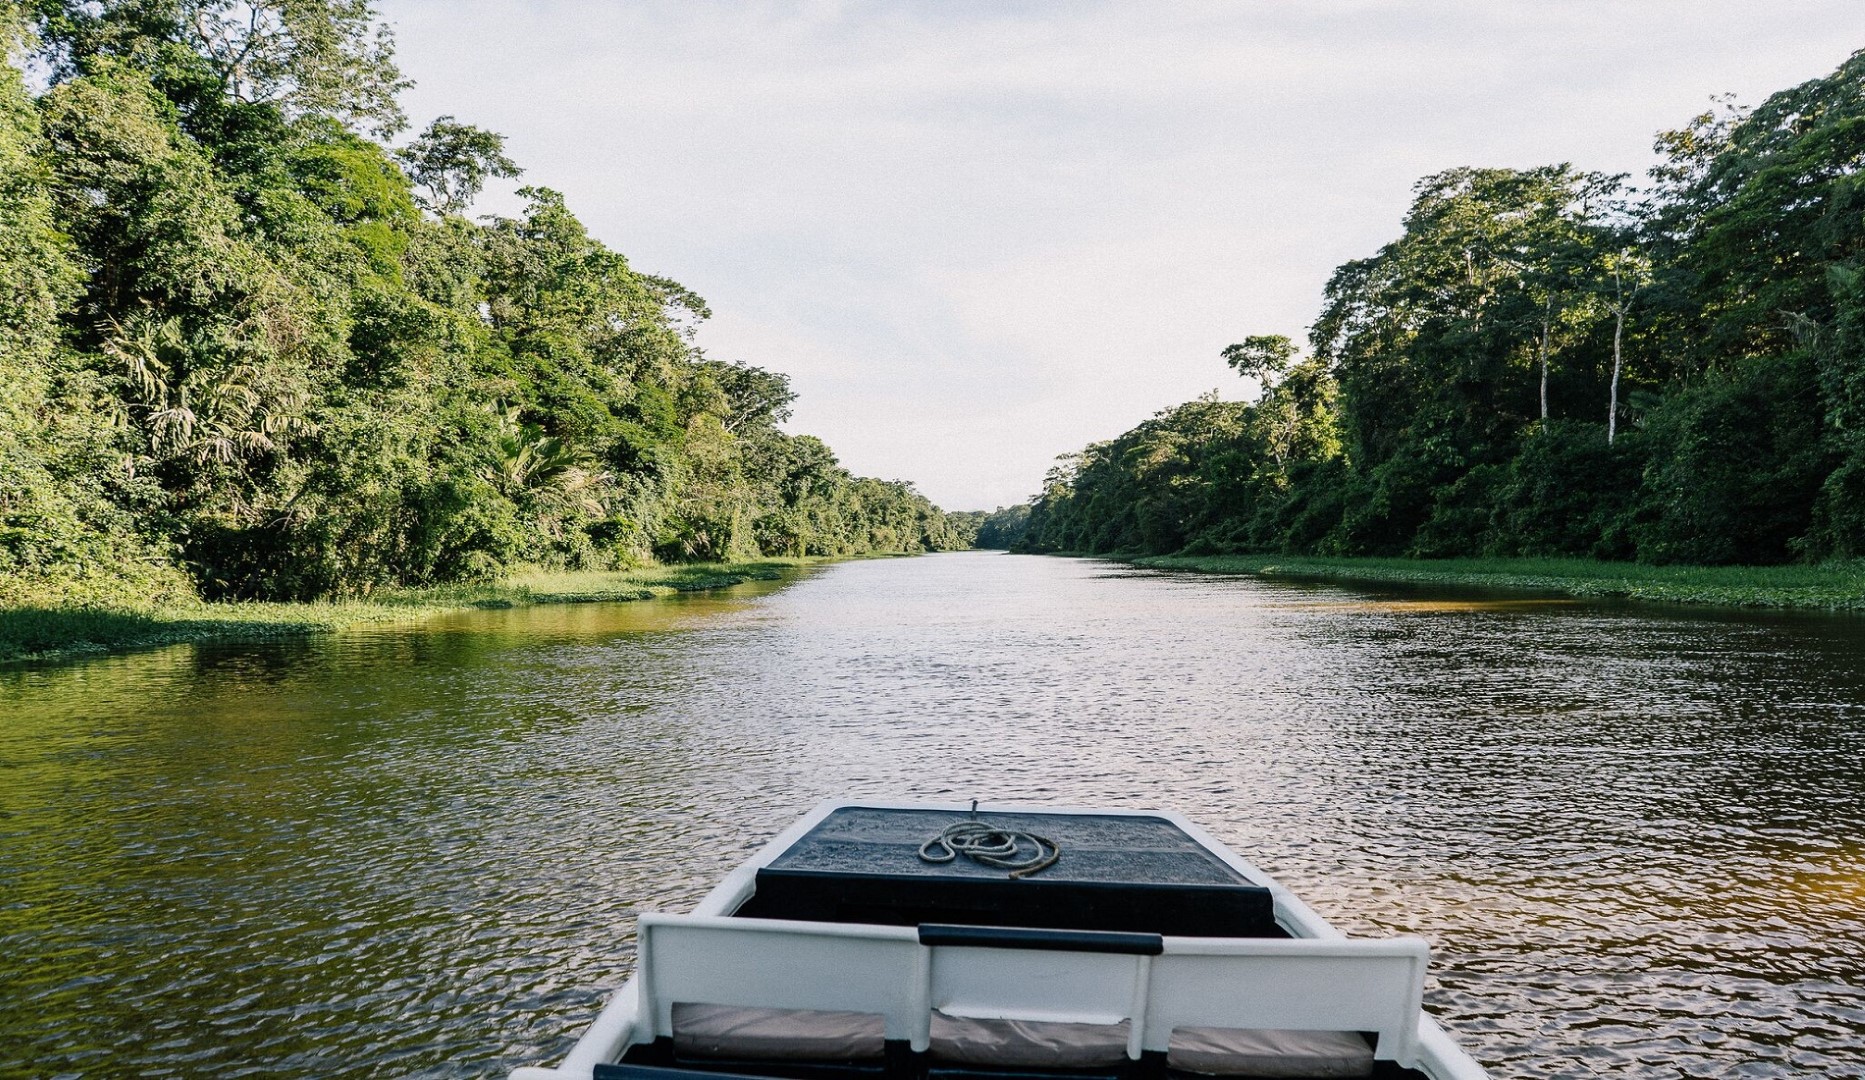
{"left": 1126, "top": 554, "right": 1865, "bottom": 611}
{"left": 0, "top": 561, "right": 817, "bottom": 666}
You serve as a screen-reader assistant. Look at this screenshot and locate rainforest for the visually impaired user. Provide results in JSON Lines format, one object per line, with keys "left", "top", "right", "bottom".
{"left": 8, "top": 1, "right": 1865, "bottom": 635}
{"left": 1012, "top": 50, "right": 1865, "bottom": 568}
{"left": 0, "top": 1, "right": 969, "bottom": 616}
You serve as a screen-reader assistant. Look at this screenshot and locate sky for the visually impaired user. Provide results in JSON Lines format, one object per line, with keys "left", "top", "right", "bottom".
{"left": 378, "top": 1, "right": 1864, "bottom": 511}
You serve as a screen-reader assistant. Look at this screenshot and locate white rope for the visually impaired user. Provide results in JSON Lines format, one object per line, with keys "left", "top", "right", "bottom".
{"left": 918, "top": 820, "right": 1061, "bottom": 879}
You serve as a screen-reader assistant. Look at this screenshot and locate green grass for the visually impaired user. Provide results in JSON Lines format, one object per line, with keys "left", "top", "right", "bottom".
{"left": 1125, "top": 553, "right": 1865, "bottom": 611}
{"left": 0, "top": 560, "right": 812, "bottom": 666}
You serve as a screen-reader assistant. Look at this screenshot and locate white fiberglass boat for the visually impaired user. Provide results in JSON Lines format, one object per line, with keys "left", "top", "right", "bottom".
{"left": 512, "top": 801, "right": 1490, "bottom": 1080}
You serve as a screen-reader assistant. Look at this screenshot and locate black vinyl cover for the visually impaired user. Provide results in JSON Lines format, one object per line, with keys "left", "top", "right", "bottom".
{"left": 734, "top": 807, "right": 1280, "bottom": 938}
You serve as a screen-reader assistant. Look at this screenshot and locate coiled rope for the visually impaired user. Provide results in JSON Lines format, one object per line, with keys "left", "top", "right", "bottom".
{"left": 918, "top": 820, "right": 1061, "bottom": 879}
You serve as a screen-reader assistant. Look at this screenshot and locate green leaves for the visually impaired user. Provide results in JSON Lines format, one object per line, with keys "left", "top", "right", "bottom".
{"left": 397, "top": 115, "right": 520, "bottom": 215}
{"left": 106, "top": 315, "right": 312, "bottom": 469}
{"left": 1, "top": 10, "right": 969, "bottom": 602}
{"left": 1028, "top": 50, "right": 1865, "bottom": 567}
{"left": 33, "top": 0, "right": 410, "bottom": 135}
{"left": 1221, "top": 334, "right": 1296, "bottom": 388}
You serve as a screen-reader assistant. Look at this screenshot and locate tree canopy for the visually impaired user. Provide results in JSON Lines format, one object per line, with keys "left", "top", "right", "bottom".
{"left": 1020, "top": 49, "right": 1865, "bottom": 566}
{"left": 0, "top": 0, "right": 968, "bottom": 606}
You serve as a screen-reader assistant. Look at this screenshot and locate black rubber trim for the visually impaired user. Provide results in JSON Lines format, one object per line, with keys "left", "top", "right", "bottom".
{"left": 917, "top": 923, "right": 1163, "bottom": 955}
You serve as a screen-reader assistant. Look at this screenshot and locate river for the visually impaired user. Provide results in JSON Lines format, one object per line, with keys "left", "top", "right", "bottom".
{"left": 2, "top": 551, "right": 1863, "bottom": 1079}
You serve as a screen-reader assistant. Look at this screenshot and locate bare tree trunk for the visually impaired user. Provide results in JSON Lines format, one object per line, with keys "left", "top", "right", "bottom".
{"left": 1608, "top": 306, "right": 1626, "bottom": 445}
{"left": 1538, "top": 298, "right": 1552, "bottom": 429}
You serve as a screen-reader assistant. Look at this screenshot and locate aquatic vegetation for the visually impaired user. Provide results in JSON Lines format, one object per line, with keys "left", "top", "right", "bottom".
{"left": 0, "top": 560, "right": 813, "bottom": 664}
{"left": 1132, "top": 555, "right": 1865, "bottom": 611}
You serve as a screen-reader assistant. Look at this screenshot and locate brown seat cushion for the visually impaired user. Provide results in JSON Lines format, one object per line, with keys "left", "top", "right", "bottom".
{"left": 1166, "top": 1026, "right": 1375, "bottom": 1078}
{"left": 928, "top": 1011, "right": 1131, "bottom": 1068}
{"left": 671, "top": 1003, "right": 887, "bottom": 1062}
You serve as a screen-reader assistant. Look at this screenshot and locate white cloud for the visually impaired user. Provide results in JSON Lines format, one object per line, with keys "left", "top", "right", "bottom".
{"left": 380, "top": 0, "right": 1864, "bottom": 509}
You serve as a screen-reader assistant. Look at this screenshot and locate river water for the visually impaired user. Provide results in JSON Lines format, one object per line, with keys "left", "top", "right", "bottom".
{"left": 2, "top": 552, "right": 1863, "bottom": 1079}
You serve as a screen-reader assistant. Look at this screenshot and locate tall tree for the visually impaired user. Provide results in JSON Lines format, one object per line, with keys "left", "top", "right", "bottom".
{"left": 1598, "top": 247, "right": 1653, "bottom": 445}
{"left": 30, "top": 0, "right": 409, "bottom": 134}
{"left": 397, "top": 114, "right": 520, "bottom": 214}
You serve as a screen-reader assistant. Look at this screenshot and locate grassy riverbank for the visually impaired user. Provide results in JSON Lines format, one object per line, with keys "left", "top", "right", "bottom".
{"left": 1128, "top": 554, "right": 1865, "bottom": 611}
{"left": 0, "top": 561, "right": 814, "bottom": 666}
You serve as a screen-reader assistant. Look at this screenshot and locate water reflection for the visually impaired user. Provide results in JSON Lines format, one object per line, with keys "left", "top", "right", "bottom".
{"left": 2, "top": 553, "right": 1863, "bottom": 1079}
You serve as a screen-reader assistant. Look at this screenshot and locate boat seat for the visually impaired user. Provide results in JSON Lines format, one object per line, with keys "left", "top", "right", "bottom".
{"left": 664, "top": 1006, "right": 1372, "bottom": 1079}
{"left": 1166, "top": 1027, "right": 1373, "bottom": 1078}
{"left": 632, "top": 915, "right": 1426, "bottom": 1078}
{"left": 674, "top": 1004, "right": 888, "bottom": 1062}
{"left": 929, "top": 1012, "right": 1131, "bottom": 1069}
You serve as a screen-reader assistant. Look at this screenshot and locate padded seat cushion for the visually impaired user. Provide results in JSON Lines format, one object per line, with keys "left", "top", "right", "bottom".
{"left": 671, "top": 1003, "right": 887, "bottom": 1062}
{"left": 928, "top": 1011, "right": 1131, "bottom": 1068}
{"left": 1166, "top": 1026, "right": 1374, "bottom": 1078}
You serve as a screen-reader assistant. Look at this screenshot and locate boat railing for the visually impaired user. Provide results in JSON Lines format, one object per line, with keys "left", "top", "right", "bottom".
{"left": 628, "top": 913, "right": 1429, "bottom": 1069}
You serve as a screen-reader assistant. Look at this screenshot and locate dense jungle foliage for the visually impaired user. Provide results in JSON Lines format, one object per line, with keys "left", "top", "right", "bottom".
{"left": 1020, "top": 50, "right": 1865, "bottom": 566}
{"left": 0, "top": 1, "right": 968, "bottom": 606}
{"left": 970, "top": 505, "right": 1030, "bottom": 550}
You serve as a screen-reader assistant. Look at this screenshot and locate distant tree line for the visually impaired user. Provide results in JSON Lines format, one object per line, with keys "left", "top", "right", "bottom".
{"left": 1018, "top": 50, "right": 1865, "bottom": 566}
{"left": 0, "top": 1, "right": 966, "bottom": 606}
{"left": 970, "top": 505, "right": 1030, "bottom": 549}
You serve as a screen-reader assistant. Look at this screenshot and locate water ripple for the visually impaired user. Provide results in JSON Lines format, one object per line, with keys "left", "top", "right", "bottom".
{"left": 2, "top": 554, "right": 1864, "bottom": 1078}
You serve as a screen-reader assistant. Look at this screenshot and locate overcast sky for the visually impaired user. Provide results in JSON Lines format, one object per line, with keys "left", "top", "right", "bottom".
{"left": 379, "top": 1, "right": 1863, "bottom": 511}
